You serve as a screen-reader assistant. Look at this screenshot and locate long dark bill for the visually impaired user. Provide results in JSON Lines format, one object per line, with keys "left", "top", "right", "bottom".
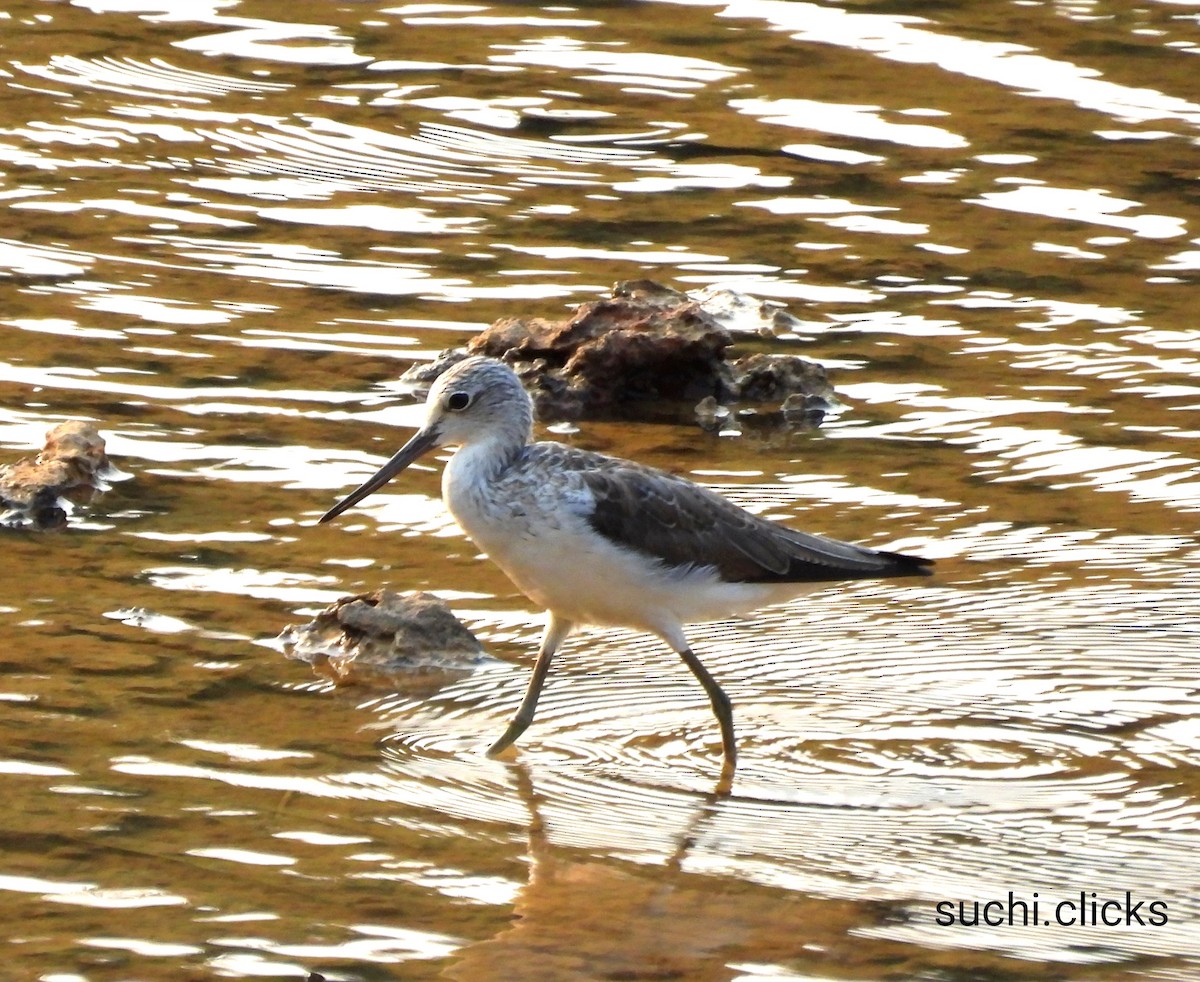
{"left": 318, "top": 427, "right": 439, "bottom": 524}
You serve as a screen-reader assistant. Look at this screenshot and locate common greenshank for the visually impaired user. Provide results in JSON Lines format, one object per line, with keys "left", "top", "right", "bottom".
{"left": 319, "top": 356, "right": 932, "bottom": 780}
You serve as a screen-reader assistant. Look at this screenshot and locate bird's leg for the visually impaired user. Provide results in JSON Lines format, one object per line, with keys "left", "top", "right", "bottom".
{"left": 672, "top": 642, "right": 737, "bottom": 782}
{"left": 488, "top": 613, "right": 574, "bottom": 757}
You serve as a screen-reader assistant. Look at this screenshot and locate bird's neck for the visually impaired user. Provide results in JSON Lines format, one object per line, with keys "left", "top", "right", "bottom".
{"left": 443, "top": 431, "right": 525, "bottom": 511}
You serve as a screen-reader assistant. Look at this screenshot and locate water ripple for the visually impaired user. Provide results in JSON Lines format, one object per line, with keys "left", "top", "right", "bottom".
{"left": 14, "top": 55, "right": 290, "bottom": 100}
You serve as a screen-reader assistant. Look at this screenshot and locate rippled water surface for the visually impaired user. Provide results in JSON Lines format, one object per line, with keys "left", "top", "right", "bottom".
{"left": 3, "top": 0, "right": 1200, "bottom": 979}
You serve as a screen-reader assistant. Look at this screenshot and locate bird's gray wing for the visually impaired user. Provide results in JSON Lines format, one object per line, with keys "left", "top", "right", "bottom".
{"left": 549, "top": 448, "right": 931, "bottom": 583}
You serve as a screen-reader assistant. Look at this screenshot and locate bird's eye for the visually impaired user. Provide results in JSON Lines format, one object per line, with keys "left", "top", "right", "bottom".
{"left": 446, "top": 391, "right": 472, "bottom": 412}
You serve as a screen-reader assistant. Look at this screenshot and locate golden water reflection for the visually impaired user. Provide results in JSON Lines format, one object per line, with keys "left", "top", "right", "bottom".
{"left": 3, "top": 0, "right": 1200, "bottom": 978}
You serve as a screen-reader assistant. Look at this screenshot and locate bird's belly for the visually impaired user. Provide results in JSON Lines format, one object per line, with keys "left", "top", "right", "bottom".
{"left": 470, "top": 517, "right": 804, "bottom": 631}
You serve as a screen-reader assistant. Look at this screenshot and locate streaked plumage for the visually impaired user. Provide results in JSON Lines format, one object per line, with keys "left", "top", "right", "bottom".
{"left": 319, "top": 355, "right": 932, "bottom": 783}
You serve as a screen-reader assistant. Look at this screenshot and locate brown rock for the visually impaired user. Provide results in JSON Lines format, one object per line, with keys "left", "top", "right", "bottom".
{"left": 408, "top": 281, "right": 840, "bottom": 428}
{"left": 731, "top": 352, "right": 835, "bottom": 405}
{"left": 0, "top": 421, "right": 111, "bottom": 529}
{"left": 278, "top": 589, "right": 489, "bottom": 683}
{"left": 466, "top": 283, "right": 735, "bottom": 419}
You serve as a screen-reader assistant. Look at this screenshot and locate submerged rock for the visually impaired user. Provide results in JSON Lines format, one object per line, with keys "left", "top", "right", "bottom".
{"left": 691, "top": 284, "right": 810, "bottom": 338}
{"left": 724, "top": 352, "right": 835, "bottom": 428}
{"left": 278, "top": 589, "right": 490, "bottom": 683}
{"left": 0, "top": 421, "right": 114, "bottom": 529}
{"left": 402, "top": 281, "right": 837, "bottom": 427}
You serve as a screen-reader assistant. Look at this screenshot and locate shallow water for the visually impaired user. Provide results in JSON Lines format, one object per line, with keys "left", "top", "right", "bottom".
{"left": 3, "top": 0, "right": 1200, "bottom": 979}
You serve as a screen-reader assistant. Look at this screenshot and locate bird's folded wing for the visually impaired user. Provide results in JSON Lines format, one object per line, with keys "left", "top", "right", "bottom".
{"left": 575, "top": 456, "right": 931, "bottom": 583}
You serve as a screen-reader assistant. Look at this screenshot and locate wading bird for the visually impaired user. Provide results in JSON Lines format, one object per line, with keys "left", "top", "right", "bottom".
{"left": 319, "top": 356, "right": 932, "bottom": 782}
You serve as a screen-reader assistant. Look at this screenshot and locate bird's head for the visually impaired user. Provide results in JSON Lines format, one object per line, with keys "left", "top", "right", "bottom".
{"left": 318, "top": 356, "right": 533, "bottom": 524}
{"left": 423, "top": 356, "right": 533, "bottom": 450}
